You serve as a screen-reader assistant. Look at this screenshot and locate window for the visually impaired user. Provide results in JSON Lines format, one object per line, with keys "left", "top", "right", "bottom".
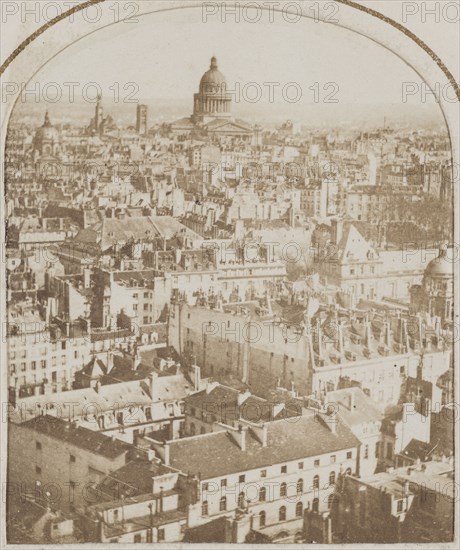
{"left": 21, "top": 362, "right": 26, "bottom": 371}
{"left": 330, "top": 455, "right": 336, "bottom": 464}
{"left": 70, "top": 454, "right": 76, "bottom": 463}
{"left": 396, "top": 499, "right": 403, "bottom": 513}
{"left": 41, "top": 360, "right": 46, "bottom": 369}
{"left": 346, "top": 451, "right": 353, "bottom": 459}
{"left": 312, "top": 498, "right": 319, "bottom": 513}
{"left": 260, "top": 469, "right": 267, "bottom": 478}
{"left": 190, "top": 423, "right": 195, "bottom": 435}
{"left": 134, "top": 534, "right": 142, "bottom": 543}
{"left": 297, "top": 479, "right": 303, "bottom": 494}
{"left": 279, "top": 506, "right": 286, "bottom": 521}
{"left": 329, "top": 471, "right": 336, "bottom": 486}
{"left": 281, "top": 465, "right": 287, "bottom": 474}
{"left": 239, "top": 474, "right": 245, "bottom": 483}
{"left": 280, "top": 482, "right": 287, "bottom": 497}
{"left": 238, "top": 492, "right": 245, "bottom": 508}
{"left": 259, "top": 487, "right": 266, "bottom": 501}
{"left": 296, "top": 501, "right": 303, "bottom": 517}
{"left": 219, "top": 496, "right": 227, "bottom": 511}
{"left": 35, "top": 466, "right": 42, "bottom": 475}
{"left": 314, "top": 459, "right": 320, "bottom": 467}
{"left": 201, "top": 501, "right": 208, "bottom": 516}
{"left": 259, "top": 510, "right": 266, "bottom": 527}
{"left": 298, "top": 462, "right": 304, "bottom": 470}
{"left": 202, "top": 482, "right": 209, "bottom": 492}
{"left": 36, "top": 441, "right": 42, "bottom": 450}
{"left": 31, "top": 361, "right": 36, "bottom": 370}
{"left": 313, "top": 475, "right": 319, "bottom": 490}
{"left": 364, "top": 445, "right": 369, "bottom": 459}
{"left": 157, "top": 529, "right": 165, "bottom": 542}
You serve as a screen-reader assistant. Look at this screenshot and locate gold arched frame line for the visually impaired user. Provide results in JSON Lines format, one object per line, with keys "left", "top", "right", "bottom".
{"left": 0, "top": 0, "right": 459, "bottom": 102}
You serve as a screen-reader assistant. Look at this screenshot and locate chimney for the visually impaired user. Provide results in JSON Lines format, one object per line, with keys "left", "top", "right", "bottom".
{"left": 336, "top": 320, "right": 344, "bottom": 355}
{"left": 323, "top": 409, "right": 337, "bottom": 434}
{"left": 228, "top": 424, "right": 247, "bottom": 451}
{"left": 83, "top": 268, "right": 91, "bottom": 289}
{"left": 150, "top": 371, "right": 159, "bottom": 398}
{"left": 249, "top": 423, "right": 268, "bottom": 447}
{"left": 163, "top": 443, "right": 170, "bottom": 466}
{"left": 348, "top": 391, "right": 355, "bottom": 411}
{"left": 316, "top": 318, "right": 323, "bottom": 360}
{"left": 331, "top": 219, "right": 343, "bottom": 245}
{"left": 403, "top": 480, "right": 410, "bottom": 496}
{"left": 384, "top": 319, "right": 392, "bottom": 348}
{"left": 190, "top": 364, "right": 201, "bottom": 391}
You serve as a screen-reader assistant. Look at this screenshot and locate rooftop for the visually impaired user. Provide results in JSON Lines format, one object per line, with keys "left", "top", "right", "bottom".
{"left": 19, "top": 416, "right": 132, "bottom": 460}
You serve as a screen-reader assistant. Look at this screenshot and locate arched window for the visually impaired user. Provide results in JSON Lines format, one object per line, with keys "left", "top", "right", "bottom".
{"left": 329, "top": 471, "right": 336, "bottom": 486}
{"left": 200, "top": 426, "right": 206, "bottom": 434}
{"left": 190, "top": 423, "right": 196, "bottom": 435}
{"left": 219, "top": 496, "right": 227, "bottom": 511}
{"left": 312, "top": 498, "right": 319, "bottom": 513}
{"left": 296, "top": 501, "right": 303, "bottom": 517}
{"left": 202, "top": 501, "right": 208, "bottom": 516}
{"left": 280, "top": 482, "right": 287, "bottom": 497}
{"left": 279, "top": 506, "right": 286, "bottom": 521}
{"left": 313, "top": 475, "right": 320, "bottom": 489}
{"left": 259, "top": 510, "right": 266, "bottom": 528}
{"left": 238, "top": 492, "right": 245, "bottom": 509}
{"left": 297, "top": 479, "right": 303, "bottom": 494}
{"left": 259, "top": 486, "right": 266, "bottom": 501}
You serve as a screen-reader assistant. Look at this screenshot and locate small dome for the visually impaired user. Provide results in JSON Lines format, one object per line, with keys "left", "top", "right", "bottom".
{"left": 425, "top": 253, "right": 453, "bottom": 278}
{"left": 199, "top": 57, "right": 227, "bottom": 92}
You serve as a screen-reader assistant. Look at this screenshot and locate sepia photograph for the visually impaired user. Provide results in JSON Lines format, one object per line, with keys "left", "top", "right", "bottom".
{"left": 0, "top": 0, "right": 458, "bottom": 546}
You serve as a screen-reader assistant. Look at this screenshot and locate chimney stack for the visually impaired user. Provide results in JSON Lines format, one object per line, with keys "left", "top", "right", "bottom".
{"left": 331, "top": 219, "right": 343, "bottom": 245}
{"left": 228, "top": 424, "right": 247, "bottom": 451}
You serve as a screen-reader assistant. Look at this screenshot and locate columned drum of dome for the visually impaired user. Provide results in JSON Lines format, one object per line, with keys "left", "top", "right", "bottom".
{"left": 192, "top": 57, "right": 232, "bottom": 124}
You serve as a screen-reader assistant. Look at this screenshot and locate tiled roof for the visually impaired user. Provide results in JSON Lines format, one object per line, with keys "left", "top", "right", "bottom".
{"left": 19, "top": 416, "right": 131, "bottom": 459}
{"left": 325, "top": 387, "right": 382, "bottom": 426}
{"left": 168, "top": 412, "right": 359, "bottom": 479}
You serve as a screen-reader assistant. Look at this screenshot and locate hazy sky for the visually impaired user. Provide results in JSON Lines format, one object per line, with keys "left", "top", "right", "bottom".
{"left": 30, "top": 8, "right": 437, "bottom": 100}
{"left": 15, "top": 6, "right": 445, "bottom": 127}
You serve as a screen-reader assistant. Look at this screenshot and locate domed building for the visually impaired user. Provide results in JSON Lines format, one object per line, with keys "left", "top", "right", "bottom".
{"left": 33, "top": 111, "right": 61, "bottom": 157}
{"left": 171, "top": 57, "right": 254, "bottom": 142}
{"left": 192, "top": 56, "right": 232, "bottom": 124}
{"left": 410, "top": 245, "right": 454, "bottom": 322}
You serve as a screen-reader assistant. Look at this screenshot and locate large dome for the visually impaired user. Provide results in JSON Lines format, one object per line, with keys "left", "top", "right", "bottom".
{"left": 199, "top": 57, "right": 226, "bottom": 92}
{"left": 34, "top": 111, "right": 60, "bottom": 143}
